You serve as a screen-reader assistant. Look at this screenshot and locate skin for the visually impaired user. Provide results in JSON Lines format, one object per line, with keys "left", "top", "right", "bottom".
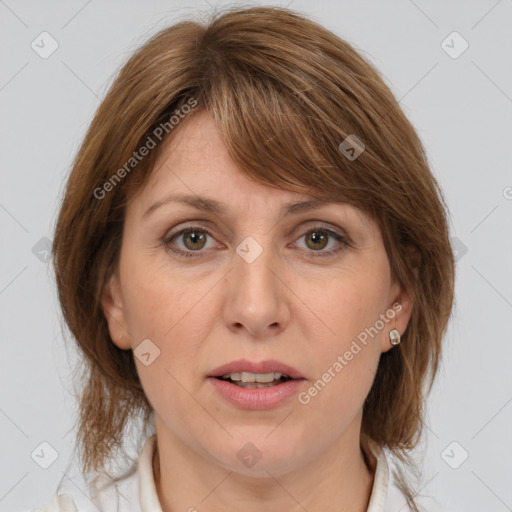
{"left": 102, "top": 110, "right": 413, "bottom": 512}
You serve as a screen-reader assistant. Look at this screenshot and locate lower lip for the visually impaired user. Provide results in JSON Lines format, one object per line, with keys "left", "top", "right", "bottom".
{"left": 208, "top": 377, "right": 305, "bottom": 410}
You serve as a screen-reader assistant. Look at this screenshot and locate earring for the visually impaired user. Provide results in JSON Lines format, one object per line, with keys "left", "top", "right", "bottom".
{"left": 389, "top": 329, "right": 401, "bottom": 346}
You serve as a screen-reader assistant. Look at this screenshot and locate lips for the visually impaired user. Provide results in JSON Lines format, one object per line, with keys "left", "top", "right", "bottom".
{"left": 207, "top": 359, "right": 306, "bottom": 409}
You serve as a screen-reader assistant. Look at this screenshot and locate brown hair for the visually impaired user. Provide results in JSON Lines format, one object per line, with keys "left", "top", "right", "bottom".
{"left": 52, "top": 5, "right": 454, "bottom": 509}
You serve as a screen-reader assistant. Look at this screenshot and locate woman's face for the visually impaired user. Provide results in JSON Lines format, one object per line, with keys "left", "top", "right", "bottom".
{"left": 103, "top": 110, "right": 412, "bottom": 476}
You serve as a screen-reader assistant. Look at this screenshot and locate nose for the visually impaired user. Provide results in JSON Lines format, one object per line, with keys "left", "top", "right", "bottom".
{"left": 222, "top": 242, "right": 290, "bottom": 339}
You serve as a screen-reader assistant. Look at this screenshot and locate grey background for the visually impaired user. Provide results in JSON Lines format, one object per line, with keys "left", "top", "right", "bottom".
{"left": 1, "top": 1, "right": 511, "bottom": 511}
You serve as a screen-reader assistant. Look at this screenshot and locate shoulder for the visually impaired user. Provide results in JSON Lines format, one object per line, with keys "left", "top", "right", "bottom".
{"left": 23, "top": 435, "right": 158, "bottom": 512}
{"left": 386, "top": 468, "right": 414, "bottom": 512}
{"left": 22, "top": 463, "right": 141, "bottom": 512}
{"left": 365, "top": 439, "right": 414, "bottom": 512}
{"left": 16, "top": 493, "right": 78, "bottom": 512}
{"left": 367, "top": 441, "right": 455, "bottom": 512}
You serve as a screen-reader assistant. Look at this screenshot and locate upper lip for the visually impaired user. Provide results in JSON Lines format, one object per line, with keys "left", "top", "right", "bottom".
{"left": 208, "top": 359, "right": 304, "bottom": 379}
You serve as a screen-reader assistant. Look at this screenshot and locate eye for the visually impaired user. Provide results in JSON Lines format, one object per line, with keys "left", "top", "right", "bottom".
{"left": 163, "top": 223, "right": 350, "bottom": 259}
{"left": 163, "top": 223, "right": 217, "bottom": 258}
{"left": 293, "top": 225, "right": 350, "bottom": 258}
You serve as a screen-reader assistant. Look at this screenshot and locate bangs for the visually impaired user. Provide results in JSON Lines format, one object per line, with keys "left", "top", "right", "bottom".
{"left": 205, "top": 70, "right": 341, "bottom": 196}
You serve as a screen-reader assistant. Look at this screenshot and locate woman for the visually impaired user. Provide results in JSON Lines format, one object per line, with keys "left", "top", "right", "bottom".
{"left": 32, "top": 5, "right": 454, "bottom": 511}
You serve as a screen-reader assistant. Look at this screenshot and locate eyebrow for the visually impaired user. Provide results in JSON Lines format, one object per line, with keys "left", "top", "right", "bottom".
{"left": 142, "top": 193, "right": 337, "bottom": 220}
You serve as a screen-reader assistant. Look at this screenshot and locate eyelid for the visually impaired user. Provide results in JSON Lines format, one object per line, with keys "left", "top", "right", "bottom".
{"left": 291, "top": 220, "right": 349, "bottom": 239}
{"left": 162, "top": 222, "right": 219, "bottom": 246}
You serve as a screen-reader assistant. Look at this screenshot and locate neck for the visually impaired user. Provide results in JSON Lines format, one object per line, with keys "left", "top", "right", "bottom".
{"left": 152, "top": 420, "right": 375, "bottom": 512}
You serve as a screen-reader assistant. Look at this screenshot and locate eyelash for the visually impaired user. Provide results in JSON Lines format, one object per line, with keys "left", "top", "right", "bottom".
{"left": 163, "top": 222, "right": 351, "bottom": 259}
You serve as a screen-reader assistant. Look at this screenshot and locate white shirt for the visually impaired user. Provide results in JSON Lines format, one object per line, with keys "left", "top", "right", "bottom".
{"left": 25, "top": 434, "right": 412, "bottom": 512}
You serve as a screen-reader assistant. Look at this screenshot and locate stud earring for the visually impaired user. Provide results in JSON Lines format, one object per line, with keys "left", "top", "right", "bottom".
{"left": 389, "top": 329, "right": 401, "bottom": 346}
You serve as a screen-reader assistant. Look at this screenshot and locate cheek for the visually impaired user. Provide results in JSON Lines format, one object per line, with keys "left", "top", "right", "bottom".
{"left": 120, "top": 247, "right": 213, "bottom": 339}
{"left": 308, "top": 264, "right": 390, "bottom": 350}
{"left": 296, "top": 264, "right": 390, "bottom": 413}
{"left": 119, "top": 251, "right": 223, "bottom": 388}
{"left": 123, "top": 266, "right": 219, "bottom": 426}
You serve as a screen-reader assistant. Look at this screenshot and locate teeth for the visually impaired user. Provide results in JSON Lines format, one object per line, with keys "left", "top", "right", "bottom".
{"left": 221, "top": 372, "right": 288, "bottom": 383}
{"left": 224, "top": 372, "right": 242, "bottom": 381}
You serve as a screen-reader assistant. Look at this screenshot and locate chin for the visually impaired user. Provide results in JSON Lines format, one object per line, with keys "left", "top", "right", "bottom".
{"left": 207, "top": 431, "right": 307, "bottom": 477}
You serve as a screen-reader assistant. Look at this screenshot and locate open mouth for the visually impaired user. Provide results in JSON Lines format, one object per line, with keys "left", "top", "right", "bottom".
{"left": 215, "top": 372, "right": 293, "bottom": 388}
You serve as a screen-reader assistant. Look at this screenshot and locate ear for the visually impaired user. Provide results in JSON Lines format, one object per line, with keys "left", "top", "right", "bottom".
{"left": 101, "top": 272, "right": 131, "bottom": 350}
{"left": 380, "top": 246, "right": 419, "bottom": 353}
